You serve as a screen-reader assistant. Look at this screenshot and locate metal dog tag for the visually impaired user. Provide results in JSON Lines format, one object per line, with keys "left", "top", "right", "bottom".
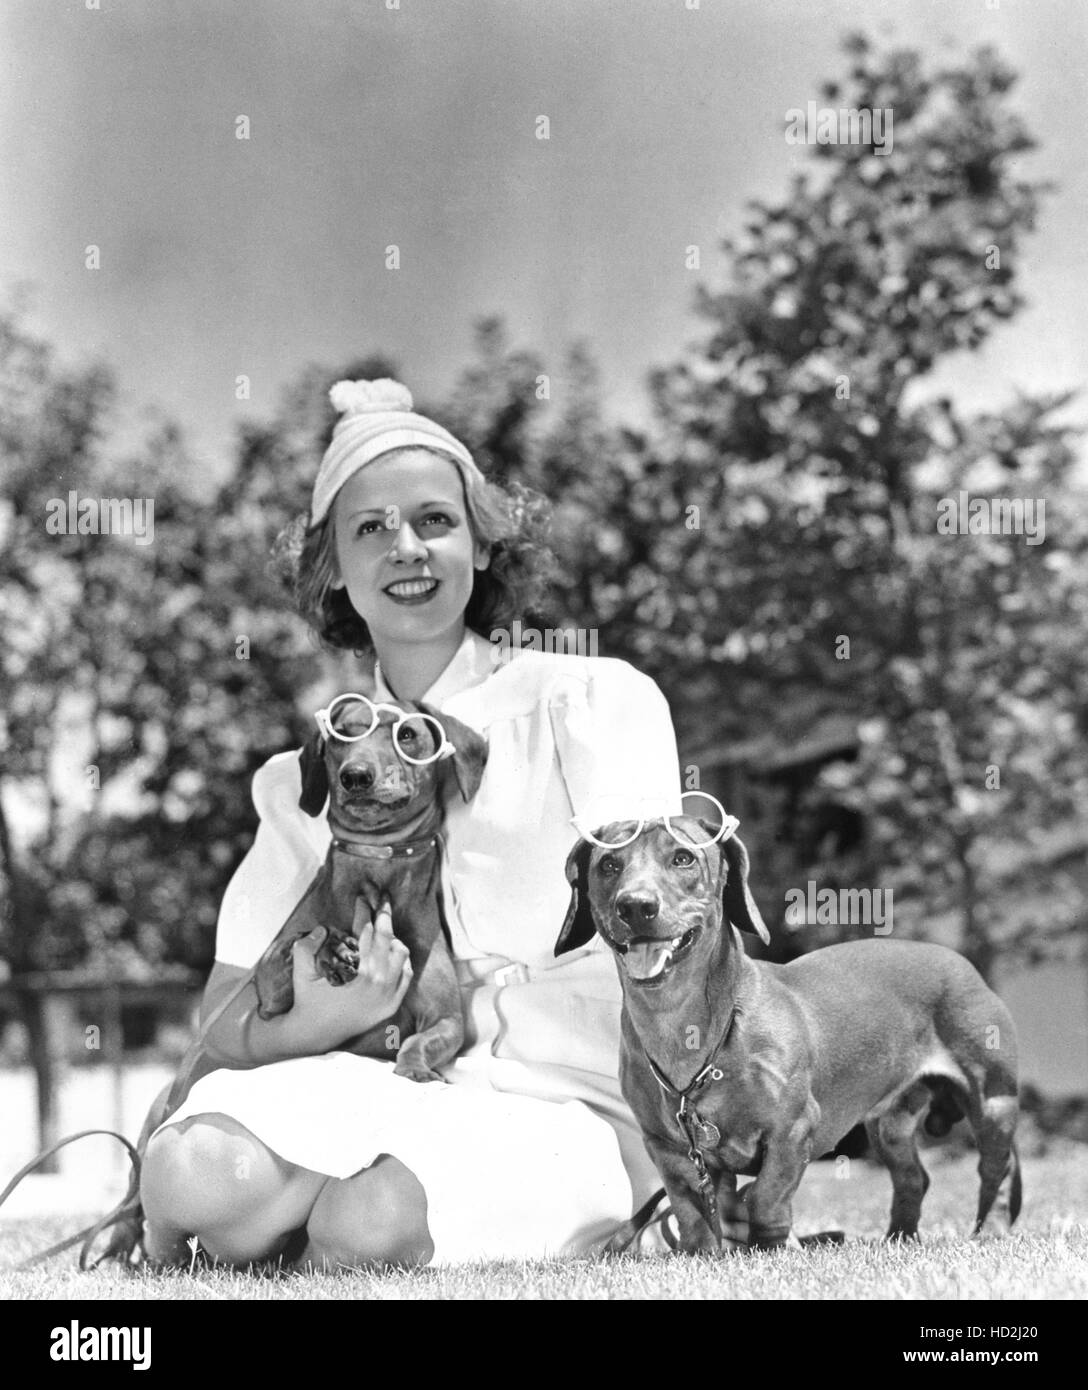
{"left": 693, "top": 1114, "right": 720, "bottom": 1147}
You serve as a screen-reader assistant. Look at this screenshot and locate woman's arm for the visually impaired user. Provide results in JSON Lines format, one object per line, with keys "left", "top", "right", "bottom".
{"left": 199, "top": 903, "right": 413, "bottom": 1069}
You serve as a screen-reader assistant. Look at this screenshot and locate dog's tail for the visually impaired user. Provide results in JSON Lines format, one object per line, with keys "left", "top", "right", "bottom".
{"left": 1008, "top": 1140, "right": 1023, "bottom": 1227}
{"left": 0, "top": 1130, "right": 143, "bottom": 1270}
{"left": 972, "top": 1098, "right": 1022, "bottom": 1235}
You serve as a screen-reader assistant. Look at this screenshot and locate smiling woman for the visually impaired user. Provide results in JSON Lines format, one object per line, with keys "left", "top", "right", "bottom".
{"left": 330, "top": 450, "right": 489, "bottom": 660}
{"left": 271, "top": 384, "right": 554, "bottom": 664}
{"left": 139, "top": 378, "right": 684, "bottom": 1269}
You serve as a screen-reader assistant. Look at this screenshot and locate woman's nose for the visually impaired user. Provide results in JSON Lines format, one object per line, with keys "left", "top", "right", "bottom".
{"left": 388, "top": 523, "right": 428, "bottom": 564}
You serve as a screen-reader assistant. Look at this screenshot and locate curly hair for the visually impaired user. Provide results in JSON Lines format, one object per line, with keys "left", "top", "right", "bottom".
{"left": 269, "top": 449, "right": 557, "bottom": 655}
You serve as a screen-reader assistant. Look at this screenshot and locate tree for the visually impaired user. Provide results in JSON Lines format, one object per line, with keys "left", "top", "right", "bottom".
{"left": 0, "top": 299, "right": 125, "bottom": 1159}
{"left": 440, "top": 318, "right": 546, "bottom": 487}
{"left": 607, "top": 36, "right": 1087, "bottom": 978}
{"left": 441, "top": 319, "right": 667, "bottom": 651}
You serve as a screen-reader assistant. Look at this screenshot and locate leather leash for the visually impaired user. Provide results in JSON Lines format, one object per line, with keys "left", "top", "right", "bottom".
{"left": 0, "top": 1129, "right": 141, "bottom": 1270}
{"left": 643, "top": 1005, "right": 738, "bottom": 1246}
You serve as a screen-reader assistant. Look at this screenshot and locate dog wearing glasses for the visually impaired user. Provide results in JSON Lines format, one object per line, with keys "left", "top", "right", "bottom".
{"left": 555, "top": 813, "right": 1021, "bottom": 1254}
{"left": 247, "top": 694, "right": 488, "bottom": 1082}
{"left": 81, "top": 695, "right": 488, "bottom": 1268}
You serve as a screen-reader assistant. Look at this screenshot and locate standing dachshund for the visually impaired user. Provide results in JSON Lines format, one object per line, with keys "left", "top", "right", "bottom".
{"left": 555, "top": 816, "right": 1021, "bottom": 1254}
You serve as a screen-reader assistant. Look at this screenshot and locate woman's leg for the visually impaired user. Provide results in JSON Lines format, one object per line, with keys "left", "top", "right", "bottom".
{"left": 297, "top": 1154, "right": 435, "bottom": 1270}
{"left": 141, "top": 1114, "right": 433, "bottom": 1269}
{"left": 141, "top": 1113, "right": 326, "bottom": 1265}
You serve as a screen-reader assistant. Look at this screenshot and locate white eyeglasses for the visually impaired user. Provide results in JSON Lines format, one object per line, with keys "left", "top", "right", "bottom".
{"left": 314, "top": 693, "right": 456, "bottom": 767}
{"left": 570, "top": 791, "right": 740, "bottom": 851}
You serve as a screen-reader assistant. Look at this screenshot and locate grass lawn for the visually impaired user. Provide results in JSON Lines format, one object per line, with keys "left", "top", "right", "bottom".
{"left": 1, "top": 1146, "right": 1085, "bottom": 1300}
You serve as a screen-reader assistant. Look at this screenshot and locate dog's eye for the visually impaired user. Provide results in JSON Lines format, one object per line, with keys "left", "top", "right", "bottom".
{"left": 598, "top": 855, "right": 621, "bottom": 875}
{"left": 672, "top": 849, "right": 696, "bottom": 868}
{"left": 397, "top": 726, "right": 416, "bottom": 744}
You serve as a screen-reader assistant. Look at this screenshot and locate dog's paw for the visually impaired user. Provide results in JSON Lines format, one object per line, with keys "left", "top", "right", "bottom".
{"left": 393, "top": 1057, "right": 446, "bottom": 1084}
{"left": 319, "top": 935, "right": 360, "bottom": 986}
{"left": 799, "top": 1229, "right": 846, "bottom": 1247}
{"left": 748, "top": 1234, "right": 794, "bottom": 1253}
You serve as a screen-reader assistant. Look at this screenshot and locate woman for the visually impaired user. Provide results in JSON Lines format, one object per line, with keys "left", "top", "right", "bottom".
{"left": 141, "top": 378, "right": 682, "bottom": 1267}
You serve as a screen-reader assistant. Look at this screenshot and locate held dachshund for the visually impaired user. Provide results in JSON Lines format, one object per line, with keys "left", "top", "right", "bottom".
{"left": 27, "top": 695, "right": 488, "bottom": 1268}
{"left": 555, "top": 816, "right": 1021, "bottom": 1254}
{"left": 193, "top": 693, "right": 488, "bottom": 1093}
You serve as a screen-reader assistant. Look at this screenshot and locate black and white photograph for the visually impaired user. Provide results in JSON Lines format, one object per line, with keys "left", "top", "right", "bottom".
{"left": 1, "top": 0, "right": 1086, "bottom": 1327}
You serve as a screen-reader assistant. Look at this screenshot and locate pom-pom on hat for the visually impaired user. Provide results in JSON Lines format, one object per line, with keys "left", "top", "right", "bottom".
{"left": 310, "top": 378, "right": 483, "bottom": 527}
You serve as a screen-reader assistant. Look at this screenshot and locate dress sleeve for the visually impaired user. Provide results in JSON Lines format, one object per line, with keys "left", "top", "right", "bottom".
{"left": 214, "top": 752, "right": 325, "bottom": 969}
{"left": 549, "top": 660, "right": 683, "bottom": 827}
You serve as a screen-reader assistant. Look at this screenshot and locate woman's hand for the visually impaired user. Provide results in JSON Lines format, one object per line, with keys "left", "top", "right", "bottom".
{"left": 290, "top": 898, "right": 413, "bottom": 1051}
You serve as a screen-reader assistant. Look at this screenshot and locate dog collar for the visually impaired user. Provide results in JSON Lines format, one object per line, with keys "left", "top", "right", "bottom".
{"left": 644, "top": 1004, "right": 737, "bottom": 1109}
{"left": 332, "top": 835, "right": 438, "bottom": 861}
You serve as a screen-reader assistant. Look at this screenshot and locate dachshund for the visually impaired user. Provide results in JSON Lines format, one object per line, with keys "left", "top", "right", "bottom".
{"left": 555, "top": 816, "right": 1021, "bottom": 1254}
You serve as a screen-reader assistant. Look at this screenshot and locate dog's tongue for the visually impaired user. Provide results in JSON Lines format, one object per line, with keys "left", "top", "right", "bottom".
{"left": 624, "top": 940, "right": 674, "bottom": 980}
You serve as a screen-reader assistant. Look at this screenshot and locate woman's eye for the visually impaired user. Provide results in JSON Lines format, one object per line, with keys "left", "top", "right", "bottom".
{"left": 672, "top": 850, "right": 695, "bottom": 868}
{"left": 354, "top": 520, "right": 384, "bottom": 537}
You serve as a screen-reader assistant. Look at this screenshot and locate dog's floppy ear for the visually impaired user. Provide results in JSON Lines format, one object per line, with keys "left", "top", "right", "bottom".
{"left": 708, "top": 823, "right": 770, "bottom": 945}
{"left": 554, "top": 837, "right": 597, "bottom": 956}
{"left": 298, "top": 731, "right": 330, "bottom": 817}
{"left": 420, "top": 702, "right": 488, "bottom": 802}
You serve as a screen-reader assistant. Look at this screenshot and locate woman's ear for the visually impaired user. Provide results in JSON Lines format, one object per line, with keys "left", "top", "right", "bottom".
{"left": 329, "top": 551, "right": 346, "bottom": 591}
{"left": 326, "top": 513, "right": 346, "bottom": 590}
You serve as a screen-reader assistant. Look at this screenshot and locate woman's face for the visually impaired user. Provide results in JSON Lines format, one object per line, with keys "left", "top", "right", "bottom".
{"left": 330, "top": 449, "right": 490, "bottom": 649}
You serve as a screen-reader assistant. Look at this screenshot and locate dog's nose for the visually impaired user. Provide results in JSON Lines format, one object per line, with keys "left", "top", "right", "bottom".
{"left": 615, "top": 893, "right": 660, "bottom": 925}
{"left": 339, "top": 764, "right": 375, "bottom": 793}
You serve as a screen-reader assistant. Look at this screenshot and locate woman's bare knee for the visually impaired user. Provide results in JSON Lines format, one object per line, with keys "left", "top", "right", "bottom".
{"left": 303, "top": 1154, "right": 434, "bottom": 1269}
{"left": 142, "top": 1113, "right": 322, "bottom": 1266}
{"left": 143, "top": 1115, "right": 266, "bottom": 1228}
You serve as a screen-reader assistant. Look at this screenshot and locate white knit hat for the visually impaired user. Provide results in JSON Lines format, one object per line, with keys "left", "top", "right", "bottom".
{"left": 310, "top": 378, "right": 483, "bottom": 527}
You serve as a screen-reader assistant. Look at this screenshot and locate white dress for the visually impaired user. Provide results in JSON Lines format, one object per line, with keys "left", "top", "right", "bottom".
{"left": 157, "top": 630, "right": 682, "bottom": 1263}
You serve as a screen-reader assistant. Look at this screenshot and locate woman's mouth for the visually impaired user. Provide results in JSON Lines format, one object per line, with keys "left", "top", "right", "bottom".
{"left": 383, "top": 578, "right": 440, "bottom": 605}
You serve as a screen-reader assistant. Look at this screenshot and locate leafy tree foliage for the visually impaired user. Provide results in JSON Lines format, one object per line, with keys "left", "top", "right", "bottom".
{"left": 600, "top": 37, "right": 1086, "bottom": 976}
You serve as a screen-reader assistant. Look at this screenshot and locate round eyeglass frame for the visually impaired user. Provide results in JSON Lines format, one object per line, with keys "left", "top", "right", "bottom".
{"left": 571, "top": 791, "right": 740, "bottom": 851}
{"left": 313, "top": 693, "right": 455, "bottom": 767}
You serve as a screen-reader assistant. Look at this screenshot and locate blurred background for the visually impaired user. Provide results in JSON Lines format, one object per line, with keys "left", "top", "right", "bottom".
{"left": 1, "top": 0, "right": 1086, "bottom": 1206}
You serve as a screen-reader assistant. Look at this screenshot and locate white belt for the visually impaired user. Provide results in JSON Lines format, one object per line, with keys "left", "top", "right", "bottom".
{"left": 455, "top": 955, "right": 532, "bottom": 989}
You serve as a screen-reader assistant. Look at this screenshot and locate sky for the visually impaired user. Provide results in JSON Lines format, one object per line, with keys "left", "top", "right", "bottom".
{"left": 2, "top": 0, "right": 1086, "bottom": 488}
